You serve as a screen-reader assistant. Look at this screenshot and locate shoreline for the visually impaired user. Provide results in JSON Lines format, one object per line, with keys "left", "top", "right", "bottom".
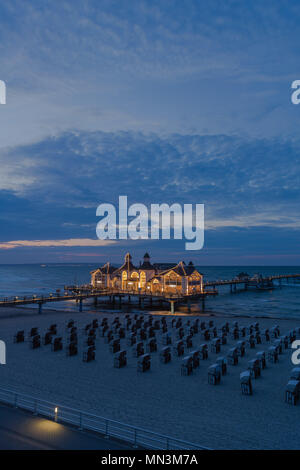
{"left": 0, "top": 305, "right": 299, "bottom": 323}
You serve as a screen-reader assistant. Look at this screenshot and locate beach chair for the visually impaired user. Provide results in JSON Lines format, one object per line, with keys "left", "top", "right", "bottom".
{"left": 236, "top": 340, "right": 245, "bottom": 357}
{"left": 273, "top": 339, "right": 282, "bottom": 355}
{"left": 208, "top": 363, "right": 221, "bottom": 385}
{"left": 49, "top": 324, "right": 57, "bottom": 335}
{"left": 174, "top": 340, "right": 185, "bottom": 357}
{"left": 162, "top": 333, "right": 172, "bottom": 345}
{"left": 240, "top": 371, "right": 252, "bottom": 395}
{"left": 280, "top": 335, "right": 289, "bottom": 349}
{"left": 216, "top": 356, "right": 227, "bottom": 375}
{"left": 67, "top": 342, "right": 78, "bottom": 357}
{"left": 270, "top": 327, "right": 278, "bottom": 339}
{"left": 127, "top": 333, "right": 137, "bottom": 346}
{"left": 160, "top": 346, "right": 171, "bottom": 364}
{"left": 181, "top": 356, "right": 193, "bottom": 376}
{"left": 66, "top": 320, "right": 74, "bottom": 329}
{"left": 99, "top": 325, "right": 108, "bottom": 337}
{"left": 28, "top": 327, "right": 38, "bottom": 339}
{"left": 86, "top": 336, "right": 95, "bottom": 347}
{"left": 14, "top": 330, "right": 24, "bottom": 343}
{"left": 239, "top": 327, "right": 246, "bottom": 338}
{"left": 176, "top": 327, "right": 184, "bottom": 340}
{"left": 221, "top": 333, "right": 227, "bottom": 345}
{"left": 263, "top": 329, "right": 270, "bottom": 342}
{"left": 285, "top": 380, "right": 300, "bottom": 405}
{"left": 147, "top": 338, "right": 157, "bottom": 353}
{"left": 190, "top": 350, "right": 200, "bottom": 368}
{"left": 137, "top": 354, "right": 151, "bottom": 372}
{"left": 289, "top": 330, "right": 296, "bottom": 343}
{"left": 105, "top": 330, "right": 114, "bottom": 343}
{"left": 68, "top": 332, "right": 77, "bottom": 346}
{"left": 114, "top": 350, "right": 127, "bottom": 368}
{"left": 290, "top": 367, "right": 300, "bottom": 381}
{"left": 43, "top": 331, "right": 53, "bottom": 345}
{"left": 148, "top": 327, "right": 155, "bottom": 338}
{"left": 110, "top": 339, "right": 120, "bottom": 354}
{"left": 117, "top": 327, "right": 125, "bottom": 339}
{"left": 211, "top": 338, "right": 221, "bottom": 354}
{"left": 185, "top": 335, "right": 193, "bottom": 349}
{"left": 31, "top": 335, "right": 41, "bottom": 349}
{"left": 255, "top": 332, "right": 262, "bottom": 345}
{"left": 202, "top": 329, "right": 210, "bottom": 341}
{"left": 138, "top": 329, "right": 147, "bottom": 341}
{"left": 231, "top": 328, "right": 239, "bottom": 340}
{"left": 246, "top": 335, "right": 255, "bottom": 349}
{"left": 51, "top": 336, "right": 62, "bottom": 352}
{"left": 248, "top": 359, "right": 261, "bottom": 379}
{"left": 133, "top": 342, "right": 144, "bottom": 358}
{"left": 210, "top": 327, "right": 218, "bottom": 338}
{"left": 227, "top": 347, "right": 238, "bottom": 365}
{"left": 268, "top": 346, "right": 279, "bottom": 363}
{"left": 256, "top": 351, "right": 266, "bottom": 369}
{"left": 83, "top": 346, "right": 95, "bottom": 362}
{"left": 199, "top": 343, "right": 208, "bottom": 360}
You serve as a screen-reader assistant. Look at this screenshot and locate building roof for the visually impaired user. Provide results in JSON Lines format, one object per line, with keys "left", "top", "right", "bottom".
{"left": 90, "top": 262, "right": 117, "bottom": 275}
{"left": 148, "top": 261, "right": 203, "bottom": 281}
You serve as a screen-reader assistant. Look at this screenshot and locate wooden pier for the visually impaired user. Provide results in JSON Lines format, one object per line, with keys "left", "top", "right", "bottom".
{"left": 0, "top": 288, "right": 217, "bottom": 314}
{"left": 204, "top": 273, "right": 300, "bottom": 292}
{"left": 1, "top": 273, "right": 299, "bottom": 314}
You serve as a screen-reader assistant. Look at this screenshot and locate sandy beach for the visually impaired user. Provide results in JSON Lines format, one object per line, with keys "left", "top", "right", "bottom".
{"left": 0, "top": 306, "right": 299, "bottom": 450}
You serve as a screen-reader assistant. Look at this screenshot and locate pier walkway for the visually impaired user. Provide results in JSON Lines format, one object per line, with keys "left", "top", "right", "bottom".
{"left": 0, "top": 273, "right": 299, "bottom": 313}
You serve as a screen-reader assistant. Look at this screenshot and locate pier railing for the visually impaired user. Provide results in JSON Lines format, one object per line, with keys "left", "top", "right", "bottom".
{"left": 0, "top": 386, "right": 209, "bottom": 450}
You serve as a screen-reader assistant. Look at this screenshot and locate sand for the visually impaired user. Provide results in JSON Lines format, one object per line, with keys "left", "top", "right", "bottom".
{"left": 0, "top": 306, "right": 299, "bottom": 450}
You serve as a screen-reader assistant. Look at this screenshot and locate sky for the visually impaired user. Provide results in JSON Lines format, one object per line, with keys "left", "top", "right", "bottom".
{"left": 0, "top": 0, "right": 300, "bottom": 265}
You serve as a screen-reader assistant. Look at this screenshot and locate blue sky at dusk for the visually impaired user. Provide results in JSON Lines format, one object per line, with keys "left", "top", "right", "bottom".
{"left": 0, "top": 0, "right": 300, "bottom": 265}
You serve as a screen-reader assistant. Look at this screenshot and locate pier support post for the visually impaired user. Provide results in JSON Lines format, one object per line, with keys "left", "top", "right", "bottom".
{"left": 202, "top": 297, "right": 205, "bottom": 311}
{"left": 79, "top": 299, "right": 83, "bottom": 312}
{"left": 187, "top": 298, "right": 191, "bottom": 313}
{"left": 230, "top": 284, "right": 233, "bottom": 293}
{"left": 38, "top": 303, "right": 43, "bottom": 314}
{"left": 94, "top": 297, "right": 98, "bottom": 306}
{"left": 119, "top": 296, "right": 122, "bottom": 307}
{"left": 170, "top": 301, "right": 175, "bottom": 314}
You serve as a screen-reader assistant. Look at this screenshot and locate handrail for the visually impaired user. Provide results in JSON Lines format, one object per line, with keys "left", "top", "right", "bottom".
{"left": 0, "top": 386, "right": 210, "bottom": 450}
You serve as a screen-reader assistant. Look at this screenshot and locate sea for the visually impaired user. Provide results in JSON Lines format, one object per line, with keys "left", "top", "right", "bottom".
{"left": 0, "top": 264, "right": 300, "bottom": 320}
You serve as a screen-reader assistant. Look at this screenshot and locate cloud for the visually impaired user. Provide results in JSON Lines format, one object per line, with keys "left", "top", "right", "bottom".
{"left": 0, "top": 238, "right": 117, "bottom": 250}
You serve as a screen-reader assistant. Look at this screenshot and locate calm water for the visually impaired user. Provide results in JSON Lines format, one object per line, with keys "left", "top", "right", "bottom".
{"left": 0, "top": 264, "right": 299, "bottom": 319}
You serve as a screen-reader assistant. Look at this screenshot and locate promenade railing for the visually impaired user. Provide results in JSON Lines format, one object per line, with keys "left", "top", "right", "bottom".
{"left": 0, "top": 386, "right": 210, "bottom": 450}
